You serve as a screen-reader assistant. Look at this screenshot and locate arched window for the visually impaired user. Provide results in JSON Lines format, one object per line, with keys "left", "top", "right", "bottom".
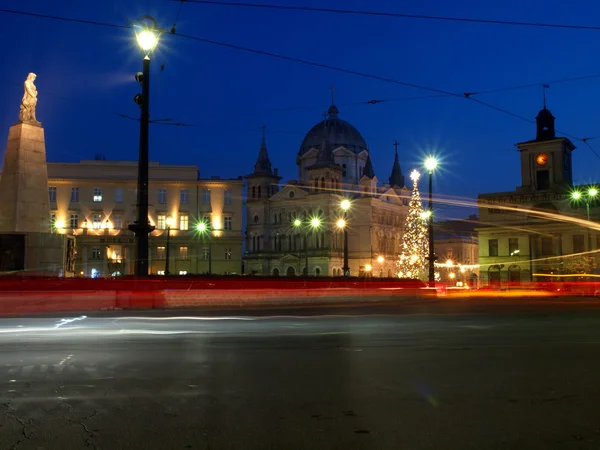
{"left": 314, "top": 178, "right": 319, "bottom": 191}
{"left": 273, "top": 268, "right": 280, "bottom": 277}
{"left": 252, "top": 236, "right": 256, "bottom": 251}
{"left": 273, "top": 213, "right": 277, "bottom": 224}
{"left": 252, "top": 186, "right": 256, "bottom": 198}
{"left": 314, "top": 267, "right": 321, "bottom": 277}
{"left": 256, "top": 236, "right": 261, "bottom": 251}
{"left": 278, "top": 213, "right": 282, "bottom": 224}
{"left": 257, "top": 185, "right": 262, "bottom": 198}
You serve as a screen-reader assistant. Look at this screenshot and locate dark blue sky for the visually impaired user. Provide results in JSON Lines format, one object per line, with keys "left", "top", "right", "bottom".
{"left": 1, "top": 0, "right": 600, "bottom": 219}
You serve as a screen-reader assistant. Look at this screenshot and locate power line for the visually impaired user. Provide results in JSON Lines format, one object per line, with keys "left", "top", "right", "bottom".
{"left": 467, "top": 73, "right": 600, "bottom": 96}
{"left": 2, "top": 6, "right": 599, "bottom": 159}
{"left": 177, "top": 0, "right": 600, "bottom": 32}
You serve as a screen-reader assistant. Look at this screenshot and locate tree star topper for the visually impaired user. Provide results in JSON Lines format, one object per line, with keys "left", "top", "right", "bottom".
{"left": 410, "top": 169, "right": 421, "bottom": 183}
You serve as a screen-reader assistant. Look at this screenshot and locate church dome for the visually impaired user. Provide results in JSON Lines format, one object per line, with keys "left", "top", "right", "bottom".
{"left": 298, "top": 105, "right": 368, "bottom": 156}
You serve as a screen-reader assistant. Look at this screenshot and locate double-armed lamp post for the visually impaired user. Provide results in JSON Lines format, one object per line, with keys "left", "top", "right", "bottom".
{"left": 128, "top": 16, "right": 165, "bottom": 277}
{"left": 424, "top": 157, "right": 438, "bottom": 288}
{"left": 571, "top": 187, "right": 598, "bottom": 251}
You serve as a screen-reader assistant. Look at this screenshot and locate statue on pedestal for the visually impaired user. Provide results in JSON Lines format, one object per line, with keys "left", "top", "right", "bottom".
{"left": 19, "top": 72, "right": 38, "bottom": 123}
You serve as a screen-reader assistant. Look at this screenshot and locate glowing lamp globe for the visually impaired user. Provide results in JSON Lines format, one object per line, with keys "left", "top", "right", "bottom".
{"left": 425, "top": 157, "right": 438, "bottom": 172}
{"left": 589, "top": 188, "right": 598, "bottom": 197}
{"left": 377, "top": 256, "right": 384, "bottom": 264}
{"left": 310, "top": 217, "right": 321, "bottom": 228}
{"left": 336, "top": 218, "right": 346, "bottom": 229}
{"left": 197, "top": 222, "right": 207, "bottom": 232}
{"left": 340, "top": 199, "right": 351, "bottom": 211}
{"left": 293, "top": 218, "right": 302, "bottom": 227}
{"left": 571, "top": 191, "right": 582, "bottom": 200}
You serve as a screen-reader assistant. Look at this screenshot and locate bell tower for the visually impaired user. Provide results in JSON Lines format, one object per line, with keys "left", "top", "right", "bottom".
{"left": 517, "top": 107, "right": 574, "bottom": 192}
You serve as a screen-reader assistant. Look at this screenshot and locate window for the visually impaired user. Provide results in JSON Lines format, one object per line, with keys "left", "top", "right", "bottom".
{"left": 92, "top": 214, "right": 102, "bottom": 229}
{"left": 69, "top": 214, "right": 78, "bottom": 229}
{"left": 157, "top": 270, "right": 165, "bottom": 276}
{"left": 202, "top": 189, "right": 211, "bottom": 205}
{"left": 113, "top": 215, "right": 123, "bottom": 230}
{"left": 179, "top": 214, "right": 189, "bottom": 231}
{"left": 180, "top": 189, "right": 189, "bottom": 204}
{"left": 224, "top": 216, "right": 232, "bottom": 230}
{"left": 70, "top": 187, "right": 79, "bottom": 202}
{"left": 509, "top": 238, "right": 519, "bottom": 255}
{"left": 91, "top": 247, "right": 101, "bottom": 259}
{"left": 157, "top": 215, "right": 166, "bottom": 230}
{"left": 541, "top": 237, "right": 553, "bottom": 256}
{"left": 251, "top": 186, "right": 256, "bottom": 199}
{"left": 48, "top": 187, "right": 56, "bottom": 202}
{"left": 258, "top": 186, "right": 262, "bottom": 198}
{"left": 50, "top": 213, "right": 56, "bottom": 227}
{"left": 224, "top": 190, "right": 232, "bottom": 205}
{"left": 225, "top": 248, "right": 232, "bottom": 260}
{"left": 202, "top": 248, "right": 210, "bottom": 260}
{"left": 157, "top": 246, "right": 166, "bottom": 259}
{"left": 488, "top": 239, "right": 498, "bottom": 257}
{"left": 203, "top": 215, "right": 211, "bottom": 226}
{"left": 93, "top": 188, "right": 102, "bottom": 202}
{"left": 536, "top": 170, "right": 550, "bottom": 190}
{"left": 179, "top": 246, "right": 189, "bottom": 259}
{"left": 573, "top": 235, "right": 585, "bottom": 253}
{"left": 179, "top": 271, "right": 188, "bottom": 276}
{"left": 114, "top": 188, "right": 123, "bottom": 203}
{"left": 158, "top": 188, "right": 167, "bottom": 205}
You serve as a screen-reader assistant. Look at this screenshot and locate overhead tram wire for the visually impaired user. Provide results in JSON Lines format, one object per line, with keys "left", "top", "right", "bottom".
{"left": 2, "top": 7, "right": 600, "bottom": 158}
{"left": 178, "top": 0, "right": 600, "bottom": 32}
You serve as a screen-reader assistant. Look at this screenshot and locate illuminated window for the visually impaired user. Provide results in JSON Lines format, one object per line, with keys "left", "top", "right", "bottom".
{"left": 224, "top": 248, "right": 232, "bottom": 260}
{"left": 179, "top": 214, "right": 189, "bottom": 231}
{"left": 114, "top": 188, "right": 123, "bottom": 203}
{"left": 180, "top": 189, "right": 189, "bottom": 204}
{"left": 113, "top": 215, "right": 123, "bottom": 230}
{"left": 157, "top": 270, "right": 165, "bottom": 276}
{"left": 224, "top": 216, "right": 232, "bottom": 230}
{"left": 156, "top": 246, "right": 166, "bottom": 259}
{"left": 224, "top": 190, "right": 232, "bottom": 205}
{"left": 179, "top": 246, "right": 189, "bottom": 259}
{"left": 157, "top": 215, "right": 166, "bottom": 230}
{"left": 48, "top": 187, "right": 57, "bottom": 202}
{"left": 202, "top": 248, "right": 209, "bottom": 260}
{"left": 202, "top": 189, "right": 211, "bottom": 205}
{"left": 69, "top": 214, "right": 78, "bottom": 229}
{"left": 93, "top": 188, "right": 103, "bottom": 202}
{"left": 92, "top": 214, "right": 102, "bottom": 229}
{"left": 509, "top": 238, "right": 519, "bottom": 255}
{"left": 91, "top": 247, "right": 101, "bottom": 259}
{"left": 179, "top": 271, "right": 188, "bottom": 275}
{"left": 158, "top": 188, "right": 167, "bottom": 205}
{"left": 70, "top": 187, "right": 79, "bottom": 202}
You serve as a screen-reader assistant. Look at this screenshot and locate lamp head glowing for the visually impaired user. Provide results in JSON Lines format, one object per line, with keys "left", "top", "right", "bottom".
{"left": 166, "top": 216, "right": 174, "bottom": 227}
{"left": 336, "top": 218, "right": 346, "bottom": 229}
{"left": 365, "top": 264, "right": 372, "bottom": 272}
{"left": 589, "top": 188, "right": 598, "bottom": 197}
{"left": 55, "top": 220, "right": 65, "bottom": 229}
{"left": 196, "top": 222, "right": 208, "bottom": 233}
{"left": 377, "top": 256, "right": 384, "bottom": 264}
{"left": 293, "top": 218, "right": 302, "bottom": 227}
{"left": 310, "top": 217, "right": 322, "bottom": 228}
{"left": 136, "top": 30, "right": 159, "bottom": 51}
{"left": 425, "top": 157, "right": 438, "bottom": 172}
{"left": 571, "top": 191, "right": 582, "bottom": 200}
{"left": 340, "top": 199, "right": 351, "bottom": 211}
{"left": 449, "top": 272, "right": 456, "bottom": 279}
{"left": 131, "top": 16, "right": 163, "bottom": 56}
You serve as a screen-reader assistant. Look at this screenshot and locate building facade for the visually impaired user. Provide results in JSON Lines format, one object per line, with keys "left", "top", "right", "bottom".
{"left": 47, "top": 160, "right": 244, "bottom": 277}
{"left": 434, "top": 216, "right": 479, "bottom": 286}
{"left": 245, "top": 102, "right": 410, "bottom": 277}
{"left": 477, "top": 107, "right": 599, "bottom": 286}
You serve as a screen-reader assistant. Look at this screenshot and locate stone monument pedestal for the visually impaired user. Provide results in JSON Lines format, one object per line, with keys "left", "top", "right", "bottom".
{"left": 0, "top": 117, "right": 72, "bottom": 276}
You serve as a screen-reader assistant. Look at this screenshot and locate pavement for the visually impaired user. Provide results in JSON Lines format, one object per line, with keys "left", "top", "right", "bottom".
{"left": 2, "top": 299, "right": 600, "bottom": 449}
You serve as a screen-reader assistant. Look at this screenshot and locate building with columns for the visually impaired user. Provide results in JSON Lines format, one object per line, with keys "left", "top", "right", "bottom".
{"left": 245, "top": 102, "right": 410, "bottom": 277}
{"left": 478, "top": 106, "right": 599, "bottom": 286}
{"left": 46, "top": 160, "right": 244, "bottom": 277}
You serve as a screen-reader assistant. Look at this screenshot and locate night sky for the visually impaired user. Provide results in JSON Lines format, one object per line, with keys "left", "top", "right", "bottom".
{"left": 1, "top": 0, "right": 600, "bottom": 219}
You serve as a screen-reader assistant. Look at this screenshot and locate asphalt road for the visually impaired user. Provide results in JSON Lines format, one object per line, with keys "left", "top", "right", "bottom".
{"left": 2, "top": 300, "right": 600, "bottom": 449}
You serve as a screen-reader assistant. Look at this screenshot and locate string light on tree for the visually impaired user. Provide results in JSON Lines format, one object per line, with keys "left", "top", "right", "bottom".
{"left": 397, "top": 169, "right": 429, "bottom": 279}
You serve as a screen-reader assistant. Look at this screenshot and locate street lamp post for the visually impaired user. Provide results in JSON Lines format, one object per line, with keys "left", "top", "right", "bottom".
{"left": 340, "top": 199, "right": 351, "bottom": 277}
{"left": 164, "top": 216, "right": 173, "bottom": 276}
{"left": 196, "top": 221, "right": 213, "bottom": 275}
{"left": 128, "top": 16, "right": 164, "bottom": 277}
{"left": 292, "top": 217, "right": 322, "bottom": 276}
{"left": 425, "top": 157, "right": 438, "bottom": 288}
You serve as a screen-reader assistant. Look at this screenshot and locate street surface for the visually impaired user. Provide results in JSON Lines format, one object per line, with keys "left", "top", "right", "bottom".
{"left": 2, "top": 298, "right": 600, "bottom": 449}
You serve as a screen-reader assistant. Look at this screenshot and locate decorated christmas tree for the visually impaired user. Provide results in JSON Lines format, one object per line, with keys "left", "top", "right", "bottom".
{"left": 397, "top": 169, "right": 429, "bottom": 279}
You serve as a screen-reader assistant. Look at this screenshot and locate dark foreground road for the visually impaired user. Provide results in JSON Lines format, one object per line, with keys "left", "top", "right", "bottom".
{"left": 2, "top": 300, "right": 600, "bottom": 449}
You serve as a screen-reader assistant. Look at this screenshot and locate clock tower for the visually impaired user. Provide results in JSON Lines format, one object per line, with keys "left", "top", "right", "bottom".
{"left": 516, "top": 107, "right": 575, "bottom": 193}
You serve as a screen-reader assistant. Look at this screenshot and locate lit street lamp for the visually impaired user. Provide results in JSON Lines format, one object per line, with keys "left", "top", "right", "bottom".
{"left": 340, "top": 199, "right": 351, "bottom": 277}
{"left": 424, "top": 156, "right": 438, "bottom": 288}
{"left": 292, "top": 217, "right": 321, "bottom": 276}
{"left": 571, "top": 187, "right": 598, "bottom": 250}
{"left": 196, "top": 220, "right": 212, "bottom": 275}
{"left": 128, "top": 16, "right": 165, "bottom": 277}
{"left": 164, "top": 216, "right": 174, "bottom": 276}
